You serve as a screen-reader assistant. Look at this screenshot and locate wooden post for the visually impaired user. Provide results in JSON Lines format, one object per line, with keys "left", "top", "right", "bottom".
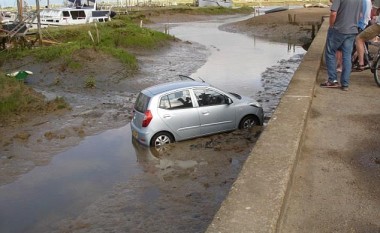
{"left": 36, "top": 0, "right": 43, "bottom": 46}
{"left": 288, "top": 14, "right": 292, "bottom": 23}
{"left": 17, "top": 0, "right": 23, "bottom": 21}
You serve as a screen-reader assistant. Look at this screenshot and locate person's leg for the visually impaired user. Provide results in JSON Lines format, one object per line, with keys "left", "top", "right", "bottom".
{"left": 356, "top": 24, "right": 380, "bottom": 68}
{"left": 324, "top": 28, "right": 342, "bottom": 84}
{"left": 336, "top": 50, "right": 342, "bottom": 72}
{"left": 341, "top": 34, "right": 356, "bottom": 88}
{"left": 356, "top": 36, "right": 366, "bottom": 68}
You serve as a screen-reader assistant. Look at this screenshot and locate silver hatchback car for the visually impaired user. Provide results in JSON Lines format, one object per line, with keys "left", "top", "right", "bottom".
{"left": 131, "top": 80, "right": 264, "bottom": 147}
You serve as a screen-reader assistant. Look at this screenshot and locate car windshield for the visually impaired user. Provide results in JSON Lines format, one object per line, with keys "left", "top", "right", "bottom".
{"left": 134, "top": 93, "right": 150, "bottom": 113}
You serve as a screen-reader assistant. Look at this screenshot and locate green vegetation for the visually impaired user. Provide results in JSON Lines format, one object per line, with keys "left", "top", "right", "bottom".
{"left": 84, "top": 75, "right": 96, "bottom": 88}
{"left": 2, "top": 19, "right": 175, "bottom": 72}
{"left": 0, "top": 74, "right": 29, "bottom": 115}
{"left": 2, "top": 7, "right": 255, "bottom": 69}
{"left": 0, "top": 73, "right": 69, "bottom": 123}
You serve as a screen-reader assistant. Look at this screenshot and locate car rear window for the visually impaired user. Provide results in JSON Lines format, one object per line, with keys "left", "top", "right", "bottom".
{"left": 134, "top": 93, "right": 150, "bottom": 113}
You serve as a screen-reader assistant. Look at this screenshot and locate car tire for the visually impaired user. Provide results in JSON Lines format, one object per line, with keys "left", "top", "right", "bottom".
{"left": 239, "top": 115, "right": 259, "bottom": 129}
{"left": 150, "top": 132, "right": 174, "bottom": 147}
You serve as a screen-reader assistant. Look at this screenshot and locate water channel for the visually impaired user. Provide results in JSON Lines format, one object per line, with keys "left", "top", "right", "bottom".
{"left": 0, "top": 13, "right": 306, "bottom": 233}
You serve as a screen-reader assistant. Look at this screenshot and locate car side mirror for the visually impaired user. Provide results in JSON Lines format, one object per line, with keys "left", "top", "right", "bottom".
{"left": 226, "top": 97, "right": 233, "bottom": 105}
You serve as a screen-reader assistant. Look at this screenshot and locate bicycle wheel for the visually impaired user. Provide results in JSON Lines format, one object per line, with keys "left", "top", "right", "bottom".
{"left": 373, "top": 57, "right": 380, "bottom": 87}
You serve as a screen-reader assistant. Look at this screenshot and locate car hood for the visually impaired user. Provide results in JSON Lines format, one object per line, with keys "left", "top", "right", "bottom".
{"left": 236, "top": 95, "right": 262, "bottom": 108}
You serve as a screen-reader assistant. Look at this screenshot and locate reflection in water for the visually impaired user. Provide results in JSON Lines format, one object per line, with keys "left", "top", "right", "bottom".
{"left": 132, "top": 139, "right": 201, "bottom": 181}
{"left": 0, "top": 125, "right": 142, "bottom": 233}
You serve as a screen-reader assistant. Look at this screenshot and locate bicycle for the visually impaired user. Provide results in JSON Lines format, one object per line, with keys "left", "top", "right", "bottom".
{"left": 352, "top": 39, "right": 380, "bottom": 87}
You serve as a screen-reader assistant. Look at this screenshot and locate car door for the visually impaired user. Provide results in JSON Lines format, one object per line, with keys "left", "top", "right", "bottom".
{"left": 157, "top": 89, "right": 201, "bottom": 140}
{"left": 193, "top": 88, "right": 236, "bottom": 135}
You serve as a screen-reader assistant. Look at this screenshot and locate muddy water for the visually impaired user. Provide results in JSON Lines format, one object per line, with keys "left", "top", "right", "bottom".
{"left": 0, "top": 125, "right": 140, "bottom": 233}
{"left": 0, "top": 15, "right": 306, "bottom": 233}
{"left": 168, "top": 18, "right": 304, "bottom": 96}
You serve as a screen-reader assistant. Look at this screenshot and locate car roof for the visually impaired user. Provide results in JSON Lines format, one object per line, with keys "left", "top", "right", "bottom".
{"left": 142, "top": 81, "right": 210, "bottom": 96}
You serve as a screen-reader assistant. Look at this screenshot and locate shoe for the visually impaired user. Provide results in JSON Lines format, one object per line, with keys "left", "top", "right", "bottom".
{"left": 352, "top": 64, "right": 369, "bottom": 72}
{"left": 341, "top": 86, "right": 349, "bottom": 91}
{"left": 336, "top": 68, "right": 342, "bottom": 73}
{"left": 320, "top": 80, "right": 340, "bottom": 88}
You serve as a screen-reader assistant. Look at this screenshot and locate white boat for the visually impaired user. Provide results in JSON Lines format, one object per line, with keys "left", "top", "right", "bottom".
{"left": 0, "top": 11, "right": 17, "bottom": 24}
{"left": 197, "top": 0, "right": 232, "bottom": 8}
{"left": 264, "top": 6, "right": 289, "bottom": 14}
{"left": 30, "top": 0, "right": 116, "bottom": 29}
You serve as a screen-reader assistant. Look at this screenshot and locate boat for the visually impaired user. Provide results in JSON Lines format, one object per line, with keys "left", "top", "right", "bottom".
{"left": 304, "top": 3, "right": 330, "bottom": 8}
{"left": 0, "top": 11, "right": 17, "bottom": 24}
{"left": 197, "top": 0, "right": 232, "bottom": 8}
{"left": 29, "top": 0, "right": 116, "bottom": 29}
{"left": 264, "top": 6, "right": 289, "bottom": 14}
{"left": 1, "top": 11, "right": 29, "bottom": 45}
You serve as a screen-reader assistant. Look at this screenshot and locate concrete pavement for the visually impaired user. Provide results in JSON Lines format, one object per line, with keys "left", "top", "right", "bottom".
{"left": 206, "top": 18, "right": 380, "bottom": 233}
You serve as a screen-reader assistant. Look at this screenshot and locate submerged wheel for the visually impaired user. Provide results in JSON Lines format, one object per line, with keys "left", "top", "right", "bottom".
{"left": 150, "top": 132, "right": 174, "bottom": 147}
{"left": 374, "top": 57, "right": 380, "bottom": 87}
{"left": 239, "top": 115, "right": 259, "bottom": 129}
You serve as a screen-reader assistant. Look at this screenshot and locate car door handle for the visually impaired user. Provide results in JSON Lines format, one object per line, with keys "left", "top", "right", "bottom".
{"left": 201, "top": 111, "right": 210, "bottom": 115}
{"left": 163, "top": 114, "right": 171, "bottom": 118}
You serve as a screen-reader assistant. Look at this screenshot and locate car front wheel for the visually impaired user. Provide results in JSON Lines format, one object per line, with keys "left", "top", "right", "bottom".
{"left": 150, "top": 132, "right": 174, "bottom": 147}
{"left": 239, "top": 115, "right": 259, "bottom": 129}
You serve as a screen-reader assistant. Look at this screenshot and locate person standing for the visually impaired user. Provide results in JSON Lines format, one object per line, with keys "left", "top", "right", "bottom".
{"left": 349, "top": 0, "right": 372, "bottom": 71}
{"left": 355, "top": 0, "right": 380, "bottom": 72}
{"left": 359, "top": 0, "right": 373, "bottom": 30}
{"left": 321, "top": 0, "right": 362, "bottom": 91}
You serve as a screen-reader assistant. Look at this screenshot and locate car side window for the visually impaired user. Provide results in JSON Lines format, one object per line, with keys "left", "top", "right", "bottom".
{"left": 193, "top": 88, "right": 226, "bottom": 107}
{"left": 159, "top": 90, "right": 193, "bottom": 110}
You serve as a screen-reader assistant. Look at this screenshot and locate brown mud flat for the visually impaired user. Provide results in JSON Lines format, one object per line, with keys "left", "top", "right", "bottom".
{"left": 221, "top": 7, "right": 330, "bottom": 44}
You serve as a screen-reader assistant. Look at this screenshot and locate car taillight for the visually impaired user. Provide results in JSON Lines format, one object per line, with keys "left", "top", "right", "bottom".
{"left": 142, "top": 110, "right": 153, "bottom": 127}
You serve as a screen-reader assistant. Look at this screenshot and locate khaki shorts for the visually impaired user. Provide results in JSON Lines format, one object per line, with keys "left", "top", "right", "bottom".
{"left": 358, "top": 23, "right": 380, "bottom": 41}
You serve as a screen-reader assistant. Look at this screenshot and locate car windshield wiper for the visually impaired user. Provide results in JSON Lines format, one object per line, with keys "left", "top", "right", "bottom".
{"left": 229, "top": 92, "right": 242, "bottom": 99}
{"left": 178, "top": 75, "right": 205, "bottom": 82}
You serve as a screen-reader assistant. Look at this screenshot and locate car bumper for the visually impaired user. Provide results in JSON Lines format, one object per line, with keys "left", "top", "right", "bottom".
{"left": 257, "top": 107, "right": 264, "bottom": 125}
{"left": 131, "top": 122, "right": 152, "bottom": 146}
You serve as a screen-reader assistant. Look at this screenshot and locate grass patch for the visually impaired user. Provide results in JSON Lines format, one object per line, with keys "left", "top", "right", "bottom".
{"left": 4, "top": 20, "right": 174, "bottom": 71}
{"left": 84, "top": 76, "right": 96, "bottom": 88}
{"left": 0, "top": 74, "right": 37, "bottom": 115}
{"left": 0, "top": 73, "right": 69, "bottom": 124}
{"left": 3, "top": 7, "right": 248, "bottom": 68}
